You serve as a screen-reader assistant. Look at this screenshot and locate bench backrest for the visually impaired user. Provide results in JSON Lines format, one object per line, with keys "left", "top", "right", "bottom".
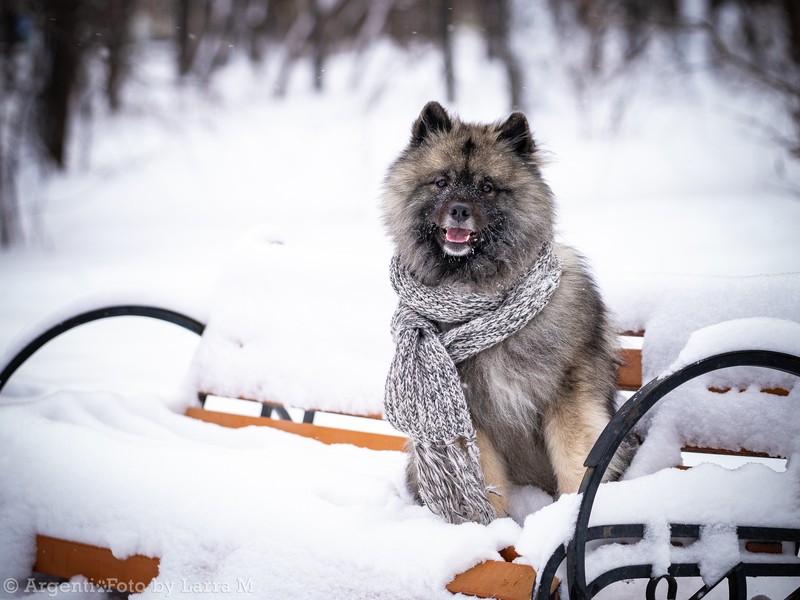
{"left": 197, "top": 330, "right": 791, "bottom": 465}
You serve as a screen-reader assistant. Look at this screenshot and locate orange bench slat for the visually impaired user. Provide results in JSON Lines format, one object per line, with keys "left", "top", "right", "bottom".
{"left": 185, "top": 406, "right": 407, "bottom": 451}
{"left": 34, "top": 535, "right": 159, "bottom": 590}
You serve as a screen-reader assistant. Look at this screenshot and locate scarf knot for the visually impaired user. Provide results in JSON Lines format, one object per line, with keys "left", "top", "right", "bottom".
{"left": 384, "top": 242, "right": 562, "bottom": 524}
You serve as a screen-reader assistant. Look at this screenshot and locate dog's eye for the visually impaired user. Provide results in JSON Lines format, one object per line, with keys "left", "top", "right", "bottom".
{"left": 481, "top": 182, "right": 494, "bottom": 194}
{"left": 435, "top": 178, "right": 448, "bottom": 188}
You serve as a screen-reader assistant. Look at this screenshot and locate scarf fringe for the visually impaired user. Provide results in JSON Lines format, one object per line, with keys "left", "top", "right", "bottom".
{"left": 412, "top": 438, "right": 496, "bottom": 525}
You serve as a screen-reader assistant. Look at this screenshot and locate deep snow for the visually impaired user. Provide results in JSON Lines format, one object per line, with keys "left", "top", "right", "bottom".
{"left": 1, "top": 20, "right": 799, "bottom": 600}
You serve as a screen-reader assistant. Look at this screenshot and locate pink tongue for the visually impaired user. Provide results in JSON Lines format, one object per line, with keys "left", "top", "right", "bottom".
{"left": 446, "top": 228, "right": 472, "bottom": 243}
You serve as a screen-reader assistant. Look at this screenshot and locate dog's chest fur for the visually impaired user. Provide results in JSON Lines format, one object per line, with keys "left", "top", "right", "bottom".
{"left": 435, "top": 244, "right": 617, "bottom": 493}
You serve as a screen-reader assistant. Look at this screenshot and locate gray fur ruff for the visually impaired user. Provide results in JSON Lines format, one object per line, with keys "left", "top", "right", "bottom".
{"left": 384, "top": 241, "right": 562, "bottom": 524}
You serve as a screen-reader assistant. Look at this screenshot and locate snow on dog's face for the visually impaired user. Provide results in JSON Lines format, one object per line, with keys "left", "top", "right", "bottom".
{"left": 382, "top": 101, "right": 555, "bottom": 290}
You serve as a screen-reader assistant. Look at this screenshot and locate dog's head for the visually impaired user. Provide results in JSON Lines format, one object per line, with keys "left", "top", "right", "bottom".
{"left": 382, "top": 101, "right": 555, "bottom": 288}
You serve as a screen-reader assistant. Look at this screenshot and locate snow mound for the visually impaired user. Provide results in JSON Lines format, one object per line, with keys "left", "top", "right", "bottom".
{"left": 668, "top": 317, "right": 800, "bottom": 374}
{"left": 602, "top": 272, "right": 800, "bottom": 391}
{"left": 187, "top": 235, "right": 396, "bottom": 415}
{"left": 0, "top": 390, "right": 520, "bottom": 598}
{"left": 517, "top": 459, "right": 800, "bottom": 587}
{"left": 1, "top": 288, "right": 208, "bottom": 377}
{"left": 517, "top": 318, "right": 800, "bottom": 587}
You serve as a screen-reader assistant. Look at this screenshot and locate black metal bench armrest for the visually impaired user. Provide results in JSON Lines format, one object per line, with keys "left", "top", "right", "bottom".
{"left": 556, "top": 350, "right": 800, "bottom": 600}
{"left": 0, "top": 305, "right": 206, "bottom": 395}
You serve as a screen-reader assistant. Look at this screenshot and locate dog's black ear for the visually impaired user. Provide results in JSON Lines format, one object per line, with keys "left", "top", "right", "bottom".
{"left": 498, "top": 112, "right": 535, "bottom": 155}
{"left": 411, "top": 101, "right": 453, "bottom": 147}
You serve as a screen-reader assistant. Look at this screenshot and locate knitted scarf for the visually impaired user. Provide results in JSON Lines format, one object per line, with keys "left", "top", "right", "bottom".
{"left": 384, "top": 242, "right": 563, "bottom": 525}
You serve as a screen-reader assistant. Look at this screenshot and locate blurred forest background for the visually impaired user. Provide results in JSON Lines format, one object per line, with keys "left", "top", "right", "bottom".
{"left": 1, "top": 0, "right": 798, "bottom": 248}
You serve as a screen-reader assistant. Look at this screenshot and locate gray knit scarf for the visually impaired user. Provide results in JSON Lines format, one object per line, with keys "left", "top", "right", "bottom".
{"left": 384, "top": 242, "right": 562, "bottom": 525}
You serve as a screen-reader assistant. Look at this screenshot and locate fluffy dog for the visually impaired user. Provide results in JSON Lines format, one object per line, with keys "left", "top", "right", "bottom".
{"left": 382, "top": 101, "right": 631, "bottom": 517}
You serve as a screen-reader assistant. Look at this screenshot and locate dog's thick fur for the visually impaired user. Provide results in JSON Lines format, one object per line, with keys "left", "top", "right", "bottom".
{"left": 382, "top": 101, "right": 631, "bottom": 517}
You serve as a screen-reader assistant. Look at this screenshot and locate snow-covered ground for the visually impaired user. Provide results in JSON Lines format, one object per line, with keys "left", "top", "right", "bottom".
{"left": 1, "top": 24, "right": 799, "bottom": 600}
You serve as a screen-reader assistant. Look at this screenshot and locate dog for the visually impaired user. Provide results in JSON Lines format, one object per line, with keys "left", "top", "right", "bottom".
{"left": 381, "top": 101, "right": 632, "bottom": 517}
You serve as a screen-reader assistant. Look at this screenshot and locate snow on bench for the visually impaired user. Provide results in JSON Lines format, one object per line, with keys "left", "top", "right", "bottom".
{"left": 602, "top": 270, "right": 800, "bottom": 390}
{"left": 2, "top": 235, "right": 799, "bottom": 598}
{"left": 189, "top": 239, "right": 800, "bottom": 416}
{"left": 173, "top": 240, "right": 800, "bottom": 597}
{"left": 0, "top": 390, "right": 520, "bottom": 599}
{"left": 187, "top": 240, "right": 798, "bottom": 464}
{"left": 187, "top": 237, "right": 396, "bottom": 416}
{"left": 516, "top": 318, "right": 800, "bottom": 597}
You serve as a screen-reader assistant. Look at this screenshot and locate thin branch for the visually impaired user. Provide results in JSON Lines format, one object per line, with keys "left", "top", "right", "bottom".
{"left": 688, "top": 19, "right": 800, "bottom": 99}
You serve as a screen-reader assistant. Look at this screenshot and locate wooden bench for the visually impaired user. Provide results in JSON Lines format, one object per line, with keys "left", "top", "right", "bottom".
{"left": 1, "top": 307, "right": 798, "bottom": 599}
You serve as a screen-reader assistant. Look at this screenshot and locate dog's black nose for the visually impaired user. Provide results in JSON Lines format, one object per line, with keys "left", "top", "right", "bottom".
{"left": 448, "top": 203, "right": 471, "bottom": 223}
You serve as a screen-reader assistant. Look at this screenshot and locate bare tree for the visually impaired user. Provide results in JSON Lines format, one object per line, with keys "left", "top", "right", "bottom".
{"left": 273, "top": 0, "right": 367, "bottom": 95}
{"left": 104, "top": 0, "right": 135, "bottom": 111}
{"left": 205, "top": 0, "right": 249, "bottom": 82}
{"left": 480, "top": 0, "right": 522, "bottom": 110}
{"left": 177, "top": 0, "right": 211, "bottom": 77}
{"left": 36, "top": 0, "right": 85, "bottom": 169}
{"left": 544, "top": 0, "right": 799, "bottom": 161}
{"left": 0, "top": 0, "right": 137, "bottom": 247}
{"left": 273, "top": 3, "right": 315, "bottom": 96}
{"left": 437, "top": 0, "right": 455, "bottom": 103}
{"left": 702, "top": 11, "right": 800, "bottom": 158}
{"left": 6, "top": 0, "right": 800, "bottom": 250}
{"left": 0, "top": 0, "right": 33, "bottom": 247}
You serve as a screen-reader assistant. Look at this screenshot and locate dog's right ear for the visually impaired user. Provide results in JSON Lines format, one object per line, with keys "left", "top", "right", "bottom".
{"left": 411, "top": 101, "right": 452, "bottom": 147}
{"left": 498, "top": 112, "right": 535, "bottom": 155}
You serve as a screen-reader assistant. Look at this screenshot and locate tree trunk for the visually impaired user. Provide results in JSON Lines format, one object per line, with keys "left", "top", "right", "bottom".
{"left": 37, "top": 0, "right": 83, "bottom": 169}
{"left": 106, "top": 0, "right": 135, "bottom": 111}
{"left": 0, "top": 129, "right": 17, "bottom": 247}
{"left": 480, "top": 0, "right": 523, "bottom": 110}
{"left": 438, "top": 0, "right": 455, "bottom": 103}
{"left": 784, "top": 0, "right": 800, "bottom": 67}
{"left": 177, "top": 0, "right": 208, "bottom": 77}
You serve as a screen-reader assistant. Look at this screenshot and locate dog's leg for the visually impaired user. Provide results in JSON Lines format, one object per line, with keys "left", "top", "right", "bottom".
{"left": 542, "top": 389, "right": 611, "bottom": 495}
{"left": 476, "top": 427, "right": 510, "bottom": 517}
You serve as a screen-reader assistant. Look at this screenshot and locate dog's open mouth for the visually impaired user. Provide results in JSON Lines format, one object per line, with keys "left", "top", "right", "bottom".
{"left": 442, "top": 227, "right": 478, "bottom": 255}
{"left": 444, "top": 227, "right": 476, "bottom": 244}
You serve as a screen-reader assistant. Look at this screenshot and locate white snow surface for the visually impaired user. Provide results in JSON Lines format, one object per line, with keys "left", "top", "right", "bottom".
{"left": 604, "top": 274, "right": 800, "bottom": 387}
{"left": 1, "top": 287, "right": 207, "bottom": 373}
{"left": 620, "top": 317, "right": 800, "bottom": 476}
{"left": 0, "top": 391, "right": 520, "bottom": 599}
{"left": 517, "top": 459, "right": 800, "bottom": 588}
{"left": 1, "top": 22, "right": 800, "bottom": 600}
{"left": 187, "top": 236, "right": 396, "bottom": 415}
{"left": 668, "top": 317, "right": 800, "bottom": 374}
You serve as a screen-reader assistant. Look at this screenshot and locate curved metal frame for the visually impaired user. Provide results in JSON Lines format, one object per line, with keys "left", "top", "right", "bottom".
{"left": 533, "top": 350, "right": 800, "bottom": 600}
{"left": 0, "top": 305, "right": 206, "bottom": 395}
